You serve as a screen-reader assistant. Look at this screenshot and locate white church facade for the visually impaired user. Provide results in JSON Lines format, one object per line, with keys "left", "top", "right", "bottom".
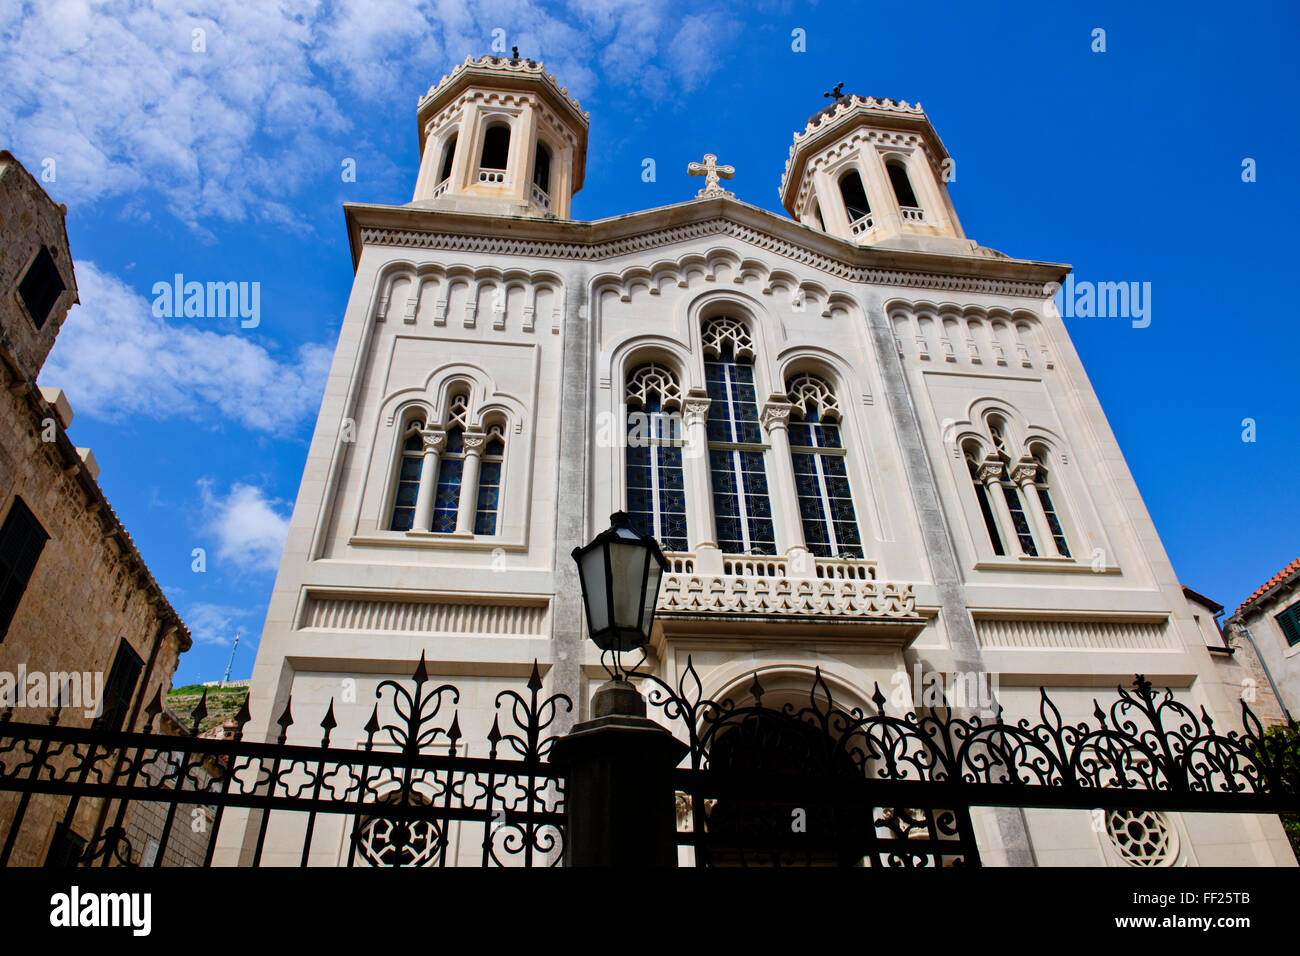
{"left": 215, "top": 55, "right": 1294, "bottom": 867}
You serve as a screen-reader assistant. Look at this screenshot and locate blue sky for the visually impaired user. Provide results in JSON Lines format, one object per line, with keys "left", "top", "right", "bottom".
{"left": 2, "top": 0, "right": 1296, "bottom": 683}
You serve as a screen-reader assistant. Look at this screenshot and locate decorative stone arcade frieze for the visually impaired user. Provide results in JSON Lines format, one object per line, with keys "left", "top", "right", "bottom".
{"left": 654, "top": 551, "right": 923, "bottom": 643}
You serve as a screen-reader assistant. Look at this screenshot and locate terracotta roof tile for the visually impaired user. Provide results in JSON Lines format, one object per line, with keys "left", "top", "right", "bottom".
{"left": 1235, "top": 556, "right": 1300, "bottom": 615}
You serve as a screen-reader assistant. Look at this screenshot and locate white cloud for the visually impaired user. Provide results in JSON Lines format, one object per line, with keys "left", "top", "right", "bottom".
{"left": 40, "top": 261, "right": 332, "bottom": 434}
{"left": 199, "top": 481, "right": 292, "bottom": 573}
{"left": 0, "top": 0, "right": 346, "bottom": 228}
{"left": 0, "top": 1, "right": 731, "bottom": 227}
{"left": 183, "top": 601, "right": 258, "bottom": 647}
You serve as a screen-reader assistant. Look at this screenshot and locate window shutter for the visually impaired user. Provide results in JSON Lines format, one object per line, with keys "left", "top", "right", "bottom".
{"left": 1277, "top": 603, "right": 1300, "bottom": 647}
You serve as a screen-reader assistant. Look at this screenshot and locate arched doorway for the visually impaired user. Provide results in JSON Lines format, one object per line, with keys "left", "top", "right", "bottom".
{"left": 699, "top": 705, "right": 868, "bottom": 866}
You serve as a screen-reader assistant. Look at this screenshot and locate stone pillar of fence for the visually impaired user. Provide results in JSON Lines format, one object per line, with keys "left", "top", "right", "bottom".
{"left": 549, "top": 680, "right": 687, "bottom": 866}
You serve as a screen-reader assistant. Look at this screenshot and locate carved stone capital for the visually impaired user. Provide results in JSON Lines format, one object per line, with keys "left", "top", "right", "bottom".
{"left": 976, "top": 456, "right": 1004, "bottom": 485}
{"left": 683, "top": 392, "right": 711, "bottom": 427}
{"left": 463, "top": 432, "right": 487, "bottom": 452}
{"left": 420, "top": 429, "right": 446, "bottom": 454}
{"left": 1010, "top": 457, "right": 1040, "bottom": 486}
{"left": 760, "top": 401, "right": 792, "bottom": 432}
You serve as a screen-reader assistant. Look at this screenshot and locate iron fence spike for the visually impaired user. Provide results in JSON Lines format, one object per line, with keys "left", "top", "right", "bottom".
{"left": 190, "top": 688, "right": 209, "bottom": 736}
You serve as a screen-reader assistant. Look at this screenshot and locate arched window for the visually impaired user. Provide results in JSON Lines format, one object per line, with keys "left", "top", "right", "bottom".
{"left": 1030, "top": 445, "right": 1070, "bottom": 557}
{"left": 389, "top": 417, "right": 426, "bottom": 531}
{"left": 438, "top": 134, "right": 457, "bottom": 184}
{"left": 964, "top": 441, "right": 1004, "bottom": 556}
{"left": 480, "top": 123, "right": 510, "bottom": 171}
{"left": 474, "top": 423, "right": 506, "bottom": 535}
{"left": 886, "top": 161, "right": 919, "bottom": 208}
{"left": 786, "top": 375, "right": 862, "bottom": 557}
{"left": 838, "top": 170, "right": 872, "bottom": 231}
{"left": 432, "top": 394, "right": 469, "bottom": 533}
{"left": 703, "top": 318, "right": 775, "bottom": 555}
{"left": 625, "top": 364, "right": 687, "bottom": 551}
{"left": 988, "top": 418, "right": 1037, "bottom": 556}
{"left": 532, "top": 142, "right": 551, "bottom": 194}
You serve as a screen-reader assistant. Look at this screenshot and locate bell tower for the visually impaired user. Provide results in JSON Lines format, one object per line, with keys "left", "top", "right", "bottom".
{"left": 411, "top": 54, "right": 589, "bottom": 220}
{"left": 780, "top": 92, "right": 970, "bottom": 253}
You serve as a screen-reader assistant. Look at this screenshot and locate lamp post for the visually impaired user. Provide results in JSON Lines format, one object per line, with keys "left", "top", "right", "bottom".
{"left": 570, "top": 511, "right": 666, "bottom": 716}
{"left": 551, "top": 512, "right": 685, "bottom": 865}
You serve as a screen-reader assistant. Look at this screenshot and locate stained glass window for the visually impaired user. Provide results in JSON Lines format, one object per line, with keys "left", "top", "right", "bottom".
{"left": 390, "top": 424, "right": 425, "bottom": 531}
{"left": 432, "top": 426, "right": 464, "bottom": 533}
{"left": 989, "top": 419, "right": 1036, "bottom": 556}
{"left": 625, "top": 364, "right": 687, "bottom": 550}
{"left": 703, "top": 320, "right": 775, "bottom": 555}
{"left": 965, "top": 446, "right": 1004, "bottom": 556}
{"left": 1032, "top": 448, "right": 1070, "bottom": 557}
{"left": 787, "top": 374, "right": 862, "bottom": 558}
{"left": 475, "top": 425, "right": 506, "bottom": 535}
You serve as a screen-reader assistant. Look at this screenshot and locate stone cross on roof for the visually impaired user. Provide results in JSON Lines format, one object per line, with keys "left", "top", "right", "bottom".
{"left": 687, "top": 153, "right": 735, "bottom": 199}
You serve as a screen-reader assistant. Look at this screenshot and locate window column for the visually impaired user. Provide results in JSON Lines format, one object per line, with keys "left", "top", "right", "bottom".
{"left": 455, "top": 431, "right": 486, "bottom": 533}
{"left": 682, "top": 391, "right": 717, "bottom": 552}
{"left": 760, "top": 400, "right": 809, "bottom": 560}
{"left": 1011, "top": 457, "right": 1057, "bottom": 557}
{"left": 411, "top": 429, "right": 445, "bottom": 532}
{"left": 977, "top": 456, "right": 1024, "bottom": 556}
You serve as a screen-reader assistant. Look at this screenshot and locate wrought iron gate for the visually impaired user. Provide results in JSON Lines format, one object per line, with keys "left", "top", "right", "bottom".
{"left": 643, "top": 661, "right": 1299, "bottom": 867}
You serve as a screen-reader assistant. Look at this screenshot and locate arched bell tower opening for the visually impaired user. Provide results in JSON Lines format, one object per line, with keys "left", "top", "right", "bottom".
{"left": 781, "top": 93, "right": 971, "bottom": 254}
{"left": 412, "top": 55, "right": 589, "bottom": 219}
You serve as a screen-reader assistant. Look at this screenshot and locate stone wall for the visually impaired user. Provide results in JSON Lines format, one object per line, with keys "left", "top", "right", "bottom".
{"left": 0, "top": 150, "right": 77, "bottom": 382}
{"left": 0, "top": 152, "right": 191, "bottom": 867}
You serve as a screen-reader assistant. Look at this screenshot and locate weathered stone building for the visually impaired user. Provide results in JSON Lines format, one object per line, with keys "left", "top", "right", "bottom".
{"left": 0, "top": 150, "right": 192, "bottom": 865}
{"left": 219, "top": 58, "right": 1294, "bottom": 867}
{"left": 1226, "top": 557, "right": 1300, "bottom": 724}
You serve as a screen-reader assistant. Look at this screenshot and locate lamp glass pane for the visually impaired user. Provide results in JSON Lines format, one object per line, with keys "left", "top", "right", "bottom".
{"left": 579, "top": 546, "right": 609, "bottom": 633}
{"left": 640, "top": 555, "right": 663, "bottom": 635}
{"left": 608, "top": 539, "right": 645, "bottom": 632}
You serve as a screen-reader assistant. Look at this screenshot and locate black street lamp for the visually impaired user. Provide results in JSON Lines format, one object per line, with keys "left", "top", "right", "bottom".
{"left": 571, "top": 511, "right": 667, "bottom": 655}
{"left": 555, "top": 512, "right": 686, "bottom": 865}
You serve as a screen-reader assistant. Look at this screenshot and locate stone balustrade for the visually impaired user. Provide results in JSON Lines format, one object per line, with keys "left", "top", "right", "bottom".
{"left": 849, "top": 212, "right": 874, "bottom": 235}
{"left": 657, "top": 551, "right": 917, "bottom": 619}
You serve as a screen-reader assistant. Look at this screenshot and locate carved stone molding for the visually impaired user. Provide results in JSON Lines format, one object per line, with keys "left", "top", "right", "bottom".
{"left": 760, "top": 401, "right": 792, "bottom": 432}
{"left": 421, "top": 54, "right": 590, "bottom": 122}
{"left": 976, "top": 457, "right": 1004, "bottom": 485}
{"left": 1010, "top": 457, "right": 1039, "bottom": 486}
{"left": 657, "top": 571, "right": 918, "bottom": 619}
{"left": 420, "top": 429, "right": 447, "bottom": 454}
{"left": 683, "top": 398, "right": 711, "bottom": 427}
{"left": 357, "top": 218, "right": 1053, "bottom": 299}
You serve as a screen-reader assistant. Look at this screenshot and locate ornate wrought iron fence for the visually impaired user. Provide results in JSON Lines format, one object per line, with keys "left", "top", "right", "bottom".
{"left": 644, "top": 660, "right": 1300, "bottom": 868}
{"left": 0, "top": 656, "right": 571, "bottom": 867}
{"left": 2, "top": 652, "right": 1296, "bottom": 868}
